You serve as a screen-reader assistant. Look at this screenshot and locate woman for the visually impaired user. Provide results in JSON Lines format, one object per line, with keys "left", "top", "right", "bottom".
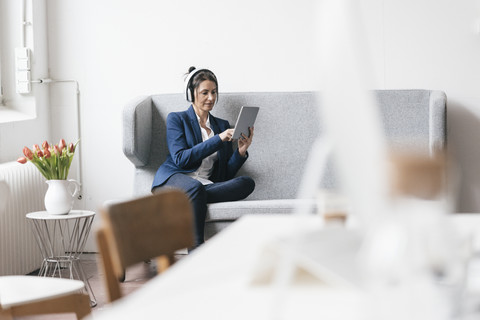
{"left": 152, "top": 67, "right": 255, "bottom": 247}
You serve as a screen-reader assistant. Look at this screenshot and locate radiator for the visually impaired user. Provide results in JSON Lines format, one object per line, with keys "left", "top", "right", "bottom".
{"left": 0, "top": 161, "right": 47, "bottom": 275}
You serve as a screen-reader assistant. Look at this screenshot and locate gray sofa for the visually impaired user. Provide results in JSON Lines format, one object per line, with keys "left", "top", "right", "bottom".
{"left": 123, "top": 90, "right": 446, "bottom": 238}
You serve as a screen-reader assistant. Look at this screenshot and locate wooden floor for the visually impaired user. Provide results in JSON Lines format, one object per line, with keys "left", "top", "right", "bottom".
{"left": 16, "top": 253, "right": 178, "bottom": 319}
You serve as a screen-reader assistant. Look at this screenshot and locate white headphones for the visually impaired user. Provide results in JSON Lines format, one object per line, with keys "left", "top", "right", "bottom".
{"left": 184, "top": 68, "right": 218, "bottom": 103}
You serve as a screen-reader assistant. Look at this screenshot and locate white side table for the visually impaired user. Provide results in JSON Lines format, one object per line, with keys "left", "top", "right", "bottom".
{"left": 26, "top": 210, "right": 96, "bottom": 307}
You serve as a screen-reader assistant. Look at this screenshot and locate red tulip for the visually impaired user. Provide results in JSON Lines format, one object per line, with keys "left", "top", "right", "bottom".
{"left": 23, "top": 147, "right": 33, "bottom": 160}
{"left": 68, "top": 142, "right": 75, "bottom": 153}
{"left": 59, "top": 139, "right": 66, "bottom": 151}
{"left": 17, "top": 157, "right": 27, "bottom": 164}
{"left": 54, "top": 145, "right": 61, "bottom": 156}
{"left": 33, "top": 144, "right": 41, "bottom": 152}
{"left": 42, "top": 141, "right": 49, "bottom": 149}
{"left": 43, "top": 148, "right": 51, "bottom": 158}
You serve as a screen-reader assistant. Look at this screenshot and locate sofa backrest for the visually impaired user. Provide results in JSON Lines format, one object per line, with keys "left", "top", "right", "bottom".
{"left": 123, "top": 90, "right": 446, "bottom": 200}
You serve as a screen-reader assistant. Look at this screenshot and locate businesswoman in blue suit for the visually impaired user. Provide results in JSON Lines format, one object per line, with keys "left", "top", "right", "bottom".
{"left": 152, "top": 67, "right": 255, "bottom": 248}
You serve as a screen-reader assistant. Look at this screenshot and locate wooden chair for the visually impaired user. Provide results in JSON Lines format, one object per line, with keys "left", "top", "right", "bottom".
{"left": 0, "top": 181, "right": 91, "bottom": 320}
{"left": 96, "top": 190, "right": 194, "bottom": 303}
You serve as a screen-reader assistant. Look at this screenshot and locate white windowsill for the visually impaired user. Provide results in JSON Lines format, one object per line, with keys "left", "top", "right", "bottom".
{"left": 0, "top": 106, "right": 35, "bottom": 123}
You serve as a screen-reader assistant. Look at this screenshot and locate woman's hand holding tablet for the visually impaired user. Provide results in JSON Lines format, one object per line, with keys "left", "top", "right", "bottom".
{"left": 232, "top": 106, "right": 259, "bottom": 140}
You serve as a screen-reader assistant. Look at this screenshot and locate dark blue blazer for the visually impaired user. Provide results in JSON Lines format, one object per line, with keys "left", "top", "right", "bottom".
{"left": 152, "top": 105, "right": 248, "bottom": 190}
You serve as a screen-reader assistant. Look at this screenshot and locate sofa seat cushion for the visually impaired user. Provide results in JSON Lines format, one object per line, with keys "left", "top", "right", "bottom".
{"left": 206, "top": 199, "right": 317, "bottom": 222}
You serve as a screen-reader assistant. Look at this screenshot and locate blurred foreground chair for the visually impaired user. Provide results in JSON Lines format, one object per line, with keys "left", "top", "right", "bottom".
{"left": 96, "top": 190, "right": 194, "bottom": 303}
{"left": 0, "top": 181, "right": 91, "bottom": 320}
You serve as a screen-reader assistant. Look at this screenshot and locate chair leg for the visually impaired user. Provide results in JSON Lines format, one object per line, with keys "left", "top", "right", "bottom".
{"left": 119, "top": 269, "right": 126, "bottom": 282}
{"left": 73, "top": 294, "right": 92, "bottom": 320}
{"left": 0, "top": 308, "right": 14, "bottom": 320}
{"left": 156, "top": 254, "right": 175, "bottom": 274}
{"left": 97, "top": 228, "right": 123, "bottom": 302}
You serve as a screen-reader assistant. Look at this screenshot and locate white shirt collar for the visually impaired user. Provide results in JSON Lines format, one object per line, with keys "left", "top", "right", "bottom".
{"left": 194, "top": 113, "right": 211, "bottom": 129}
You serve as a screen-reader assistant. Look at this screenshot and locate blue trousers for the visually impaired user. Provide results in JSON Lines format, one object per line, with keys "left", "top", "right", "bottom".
{"left": 153, "top": 174, "right": 255, "bottom": 246}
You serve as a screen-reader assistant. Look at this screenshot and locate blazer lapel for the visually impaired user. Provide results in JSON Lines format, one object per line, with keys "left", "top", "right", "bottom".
{"left": 187, "top": 105, "right": 202, "bottom": 144}
{"left": 209, "top": 114, "right": 220, "bottom": 135}
{"left": 209, "top": 115, "right": 226, "bottom": 163}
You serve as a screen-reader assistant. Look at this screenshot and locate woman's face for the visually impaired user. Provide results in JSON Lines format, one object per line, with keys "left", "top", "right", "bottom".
{"left": 193, "top": 80, "right": 217, "bottom": 114}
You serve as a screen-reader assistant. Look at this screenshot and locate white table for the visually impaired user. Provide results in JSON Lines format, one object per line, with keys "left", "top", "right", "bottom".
{"left": 89, "top": 213, "right": 480, "bottom": 320}
{"left": 89, "top": 214, "right": 364, "bottom": 320}
{"left": 26, "top": 210, "right": 96, "bottom": 306}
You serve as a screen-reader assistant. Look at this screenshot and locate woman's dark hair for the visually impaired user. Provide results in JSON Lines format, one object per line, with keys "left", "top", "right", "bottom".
{"left": 186, "top": 66, "right": 218, "bottom": 103}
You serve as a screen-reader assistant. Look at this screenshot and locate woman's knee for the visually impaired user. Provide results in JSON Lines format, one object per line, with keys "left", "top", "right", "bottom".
{"left": 165, "top": 174, "right": 206, "bottom": 199}
{"left": 182, "top": 179, "right": 206, "bottom": 201}
{"left": 239, "top": 176, "right": 255, "bottom": 196}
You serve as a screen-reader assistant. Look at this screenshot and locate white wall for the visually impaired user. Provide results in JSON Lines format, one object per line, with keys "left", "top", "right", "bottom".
{"left": 46, "top": 0, "right": 480, "bottom": 211}
{"left": 1, "top": 0, "right": 475, "bottom": 250}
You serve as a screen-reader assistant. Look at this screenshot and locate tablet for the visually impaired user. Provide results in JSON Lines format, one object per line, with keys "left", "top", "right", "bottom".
{"left": 232, "top": 106, "right": 259, "bottom": 139}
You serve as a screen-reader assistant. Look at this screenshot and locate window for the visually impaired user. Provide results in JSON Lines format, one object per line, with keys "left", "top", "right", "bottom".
{"left": 0, "top": 0, "right": 46, "bottom": 123}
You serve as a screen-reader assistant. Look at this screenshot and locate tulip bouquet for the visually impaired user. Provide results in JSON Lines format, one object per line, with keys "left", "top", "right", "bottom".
{"left": 17, "top": 139, "right": 79, "bottom": 180}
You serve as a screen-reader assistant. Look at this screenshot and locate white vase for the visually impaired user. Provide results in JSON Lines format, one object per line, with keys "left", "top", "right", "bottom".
{"left": 44, "top": 179, "right": 80, "bottom": 215}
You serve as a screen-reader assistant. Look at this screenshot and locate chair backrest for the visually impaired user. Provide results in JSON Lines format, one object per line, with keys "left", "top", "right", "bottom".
{"left": 97, "top": 189, "right": 194, "bottom": 302}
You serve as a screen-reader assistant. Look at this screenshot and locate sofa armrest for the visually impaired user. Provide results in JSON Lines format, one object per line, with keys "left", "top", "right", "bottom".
{"left": 429, "top": 90, "right": 447, "bottom": 154}
{"left": 123, "top": 96, "right": 152, "bottom": 167}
